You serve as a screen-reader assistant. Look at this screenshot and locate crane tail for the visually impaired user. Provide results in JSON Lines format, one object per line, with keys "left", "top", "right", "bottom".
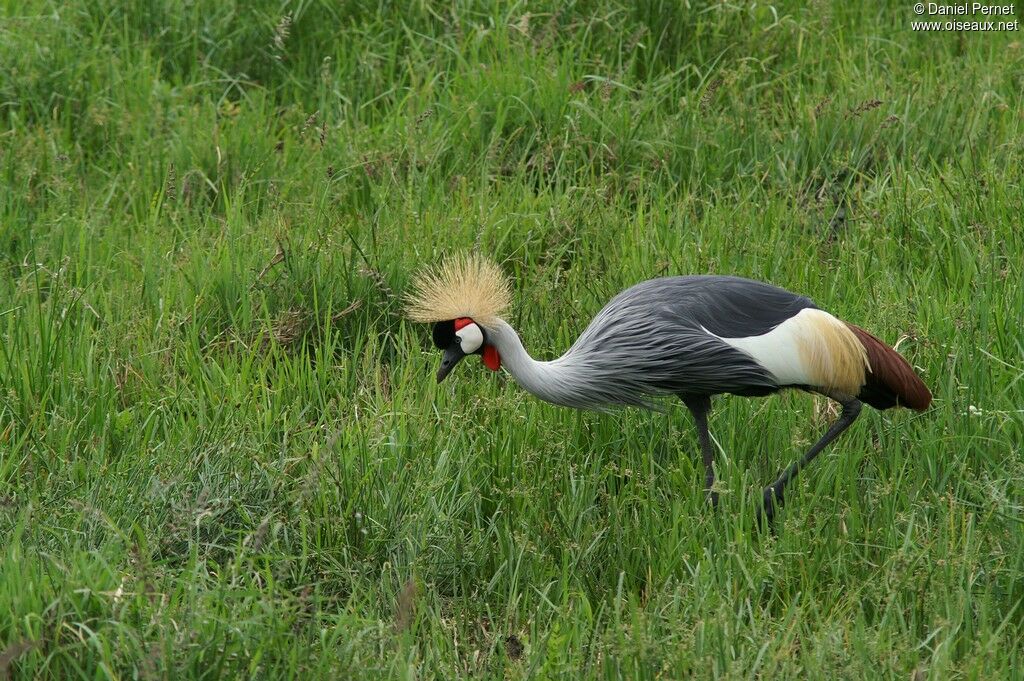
{"left": 844, "top": 323, "right": 931, "bottom": 411}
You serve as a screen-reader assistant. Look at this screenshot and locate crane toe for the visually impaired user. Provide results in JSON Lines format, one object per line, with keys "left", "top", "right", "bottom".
{"left": 756, "top": 485, "right": 785, "bottom": 529}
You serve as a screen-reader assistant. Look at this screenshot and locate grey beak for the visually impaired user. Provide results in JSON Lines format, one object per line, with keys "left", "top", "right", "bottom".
{"left": 436, "top": 344, "right": 467, "bottom": 383}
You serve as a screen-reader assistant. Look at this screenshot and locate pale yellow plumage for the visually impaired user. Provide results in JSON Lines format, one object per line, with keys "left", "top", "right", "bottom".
{"left": 405, "top": 253, "right": 511, "bottom": 329}
{"left": 796, "top": 310, "right": 870, "bottom": 397}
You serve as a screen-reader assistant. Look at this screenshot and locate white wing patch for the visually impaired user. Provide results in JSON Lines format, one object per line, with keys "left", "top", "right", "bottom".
{"left": 706, "top": 308, "right": 868, "bottom": 395}
{"left": 708, "top": 312, "right": 814, "bottom": 386}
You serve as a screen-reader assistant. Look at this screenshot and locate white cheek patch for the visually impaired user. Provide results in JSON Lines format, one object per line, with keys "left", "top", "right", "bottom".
{"left": 455, "top": 322, "right": 484, "bottom": 354}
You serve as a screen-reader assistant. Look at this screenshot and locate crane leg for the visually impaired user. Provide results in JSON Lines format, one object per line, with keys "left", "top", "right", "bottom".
{"left": 683, "top": 396, "right": 718, "bottom": 508}
{"left": 758, "top": 398, "right": 862, "bottom": 527}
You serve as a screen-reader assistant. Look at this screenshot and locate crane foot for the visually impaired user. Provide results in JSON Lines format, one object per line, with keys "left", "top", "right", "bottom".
{"left": 756, "top": 486, "right": 784, "bottom": 531}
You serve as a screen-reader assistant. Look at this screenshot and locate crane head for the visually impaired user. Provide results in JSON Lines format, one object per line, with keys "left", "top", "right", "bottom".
{"left": 404, "top": 252, "right": 510, "bottom": 382}
{"left": 432, "top": 317, "right": 500, "bottom": 383}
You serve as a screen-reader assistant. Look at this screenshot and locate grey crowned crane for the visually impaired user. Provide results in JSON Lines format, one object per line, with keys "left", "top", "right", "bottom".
{"left": 406, "top": 254, "right": 931, "bottom": 523}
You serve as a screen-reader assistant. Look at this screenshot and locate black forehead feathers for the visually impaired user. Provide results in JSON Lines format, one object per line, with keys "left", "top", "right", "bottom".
{"left": 432, "top": 320, "right": 455, "bottom": 349}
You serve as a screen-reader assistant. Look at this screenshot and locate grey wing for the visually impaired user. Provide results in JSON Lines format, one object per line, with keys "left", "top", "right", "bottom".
{"left": 563, "top": 276, "right": 816, "bottom": 404}
{"left": 653, "top": 275, "right": 817, "bottom": 338}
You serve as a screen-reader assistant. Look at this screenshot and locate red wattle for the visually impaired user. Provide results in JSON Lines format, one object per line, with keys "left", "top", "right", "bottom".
{"left": 482, "top": 345, "right": 501, "bottom": 371}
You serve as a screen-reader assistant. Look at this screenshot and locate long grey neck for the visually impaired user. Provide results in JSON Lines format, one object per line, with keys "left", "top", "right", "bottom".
{"left": 485, "top": 319, "right": 582, "bottom": 408}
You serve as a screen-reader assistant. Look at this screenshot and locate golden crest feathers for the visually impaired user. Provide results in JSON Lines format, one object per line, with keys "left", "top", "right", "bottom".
{"left": 405, "top": 253, "right": 512, "bottom": 328}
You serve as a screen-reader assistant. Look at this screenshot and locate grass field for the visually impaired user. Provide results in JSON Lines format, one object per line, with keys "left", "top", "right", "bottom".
{"left": 2, "top": 1, "right": 1023, "bottom": 678}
